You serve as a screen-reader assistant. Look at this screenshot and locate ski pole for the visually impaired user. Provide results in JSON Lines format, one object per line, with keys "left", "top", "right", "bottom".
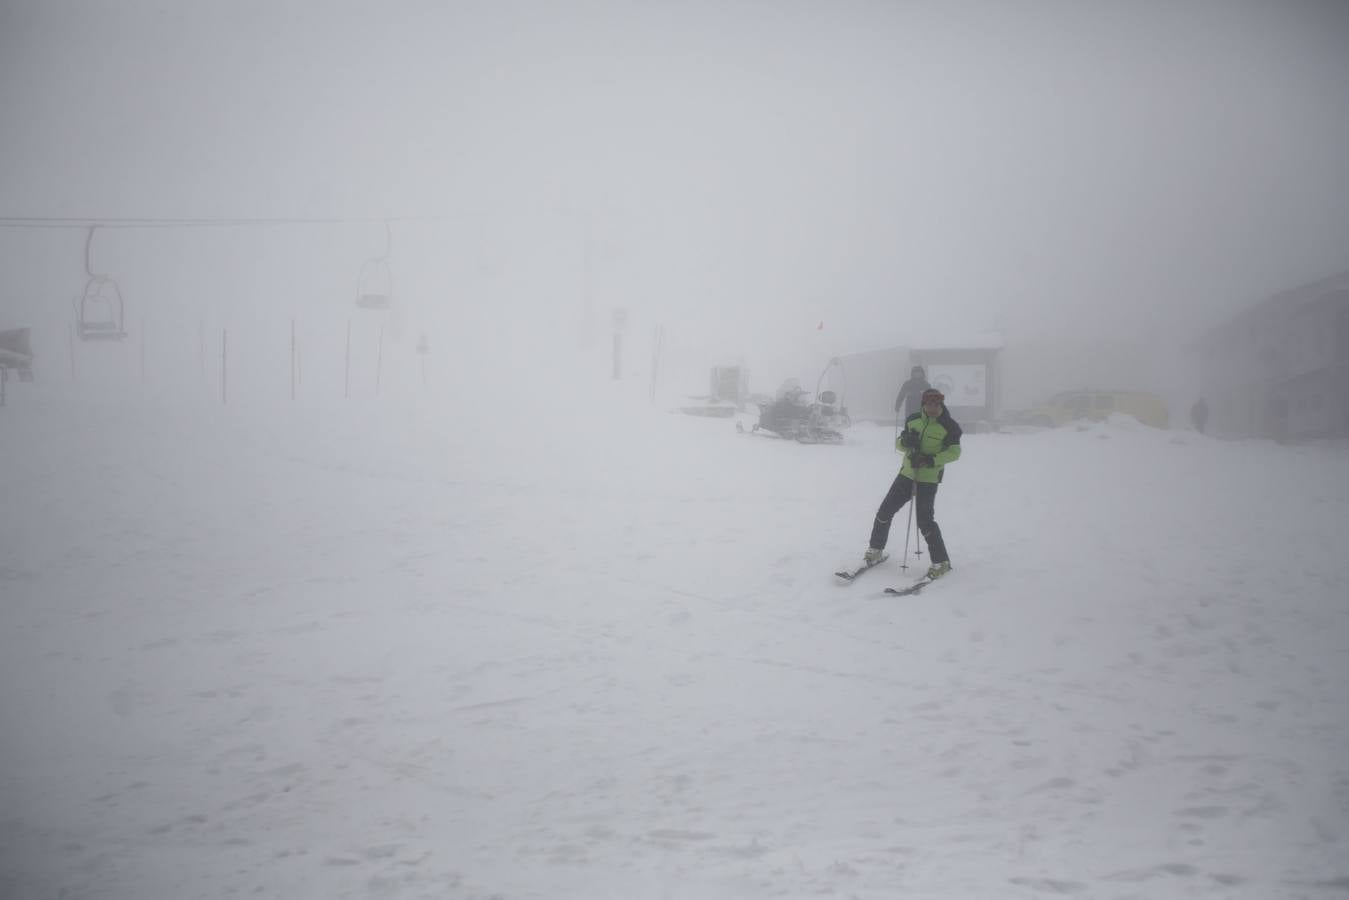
{"left": 899, "top": 475, "right": 917, "bottom": 571}
{"left": 912, "top": 476, "right": 925, "bottom": 559}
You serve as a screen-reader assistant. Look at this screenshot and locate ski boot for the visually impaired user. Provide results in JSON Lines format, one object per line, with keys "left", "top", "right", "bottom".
{"left": 925, "top": 560, "right": 951, "bottom": 580}
{"left": 864, "top": 547, "right": 886, "bottom": 565}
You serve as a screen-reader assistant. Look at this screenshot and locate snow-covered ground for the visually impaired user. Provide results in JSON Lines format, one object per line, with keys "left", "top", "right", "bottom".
{"left": 2, "top": 378, "right": 1348, "bottom": 900}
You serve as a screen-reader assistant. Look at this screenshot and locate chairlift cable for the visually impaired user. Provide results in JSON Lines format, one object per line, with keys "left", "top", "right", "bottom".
{"left": 0, "top": 215, "right": 445, "bottom": 229}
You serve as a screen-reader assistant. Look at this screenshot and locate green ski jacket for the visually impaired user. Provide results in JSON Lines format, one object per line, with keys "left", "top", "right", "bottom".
{"left": 897, "top": 408, "right": 963, "bottom": 484}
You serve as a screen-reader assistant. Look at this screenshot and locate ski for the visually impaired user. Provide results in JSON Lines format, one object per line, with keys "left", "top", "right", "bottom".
{"left": 835, "top": 554, "right": 888, "bottom": 581}
{"left": 883, "top": 578, "right": 933, "bottom": 597}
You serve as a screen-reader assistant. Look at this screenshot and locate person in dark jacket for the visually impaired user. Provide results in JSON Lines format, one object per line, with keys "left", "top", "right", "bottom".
{"left": 1190, "top": 398, "right": 1209, "bottom": 434}
{"left": 864, "top": 388, "right": 962, "bottom": 579}
{"left": 894, "top": 366, "right": 932, "bottom": 418}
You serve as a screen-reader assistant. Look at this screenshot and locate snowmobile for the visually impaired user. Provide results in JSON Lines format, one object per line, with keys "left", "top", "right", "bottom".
{"left": 737, "top": 377, "right": 850, "bottom": 445}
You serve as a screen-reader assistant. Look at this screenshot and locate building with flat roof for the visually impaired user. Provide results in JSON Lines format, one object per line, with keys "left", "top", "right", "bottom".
{"left": 836, "top": 334, "right": 1004, "bottom": 426}
{"left": 1194, "top": 271, "right": 1349, "bottom": 440}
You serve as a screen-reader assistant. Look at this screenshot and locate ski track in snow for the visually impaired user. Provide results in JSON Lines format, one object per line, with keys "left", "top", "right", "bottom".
{"left": 2, "top": 385, "right": 1348, "bottom": 899}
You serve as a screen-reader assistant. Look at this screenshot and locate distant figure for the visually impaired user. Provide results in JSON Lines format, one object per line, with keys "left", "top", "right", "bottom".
{"left": 1190, "top": 398, "right": 1209, "bottom": 434}
{"left": 894, "top": 366, "right": 932, "bottom": 418}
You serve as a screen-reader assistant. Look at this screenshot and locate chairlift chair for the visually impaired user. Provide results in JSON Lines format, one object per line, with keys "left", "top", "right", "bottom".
{"left": 355, "top": 257, "right": 393, "bottom": 310}
{"left": 76, "top": 276, "right": 128, "bottom": 341}
{"left": 0, "top": 327, "right": 34, "bottom": 382}
{"left": 75, "top": 225, "right": 128, "bottom": 341}
{"left": 355, "top": 221, "right": 394, "bottom": 310}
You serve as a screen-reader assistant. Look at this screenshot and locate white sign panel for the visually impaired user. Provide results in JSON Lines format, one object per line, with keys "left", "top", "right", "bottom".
{"left": 927, "top": 364, "right": 986, "bottom": 406}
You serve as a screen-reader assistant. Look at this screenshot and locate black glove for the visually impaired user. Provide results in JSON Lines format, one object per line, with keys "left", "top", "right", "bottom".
{"left": 910, "top": 452, "right": 935, "bottom": 468}
{"left": 899, "top": 430, "right": 920, "bottom": 450}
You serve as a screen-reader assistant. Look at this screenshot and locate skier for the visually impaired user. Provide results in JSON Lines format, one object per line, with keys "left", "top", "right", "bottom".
{"left": 894, "top": 366, "right": 932, "bottom": 418}
{"left": 1190, "top": 398, "right": 1209, "bottom": 434}
{"left": 864, "top": 388, "right": 962, "bottom": 580}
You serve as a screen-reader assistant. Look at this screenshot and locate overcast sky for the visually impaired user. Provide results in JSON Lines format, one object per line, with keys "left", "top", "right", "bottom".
{"left": 2, "top": 0, "right": 1348, "bottom": 370}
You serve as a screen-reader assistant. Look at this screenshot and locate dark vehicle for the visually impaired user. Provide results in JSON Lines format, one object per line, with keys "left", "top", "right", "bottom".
{"left": 739, "top": 378, "right": 850, "bottom": 444}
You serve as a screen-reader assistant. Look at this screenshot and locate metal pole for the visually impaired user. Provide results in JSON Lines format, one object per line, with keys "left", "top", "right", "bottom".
{"left": 290, "top": 318, "right": 296, "bottom": 401}
{"left": 68, "top": 323, "right": 76, "bottom": 382}
{"left": 649, "top": 324, "right": 663, "bottom": 404}
{"left": 140, "top": 316, "right": 146, "bottom": 384}
{"left": 375, "top": 324, "right": 384, "bottom": 396}
{"left": 221, "top": 328, "right": 228, "bottom": 405}
{"left": 344, "top": 319, "right": 351, "bottom": 399}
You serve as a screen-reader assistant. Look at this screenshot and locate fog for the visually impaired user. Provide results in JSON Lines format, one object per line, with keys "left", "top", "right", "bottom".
{"left": 5, "top": 5, "right": 1349, "bottom": 897}
{"left": 3, "top": 0, "right": 1348, "bottom": 402}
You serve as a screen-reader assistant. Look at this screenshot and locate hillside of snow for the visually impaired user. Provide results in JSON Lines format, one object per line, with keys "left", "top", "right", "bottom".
{"left": 2, "top": 379, "right": 1347, "bottom": 900}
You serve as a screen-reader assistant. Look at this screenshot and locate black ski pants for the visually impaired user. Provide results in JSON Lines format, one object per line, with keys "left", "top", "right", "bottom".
{"left": 869, "top": 474, "right": 950, "bottom": 564}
